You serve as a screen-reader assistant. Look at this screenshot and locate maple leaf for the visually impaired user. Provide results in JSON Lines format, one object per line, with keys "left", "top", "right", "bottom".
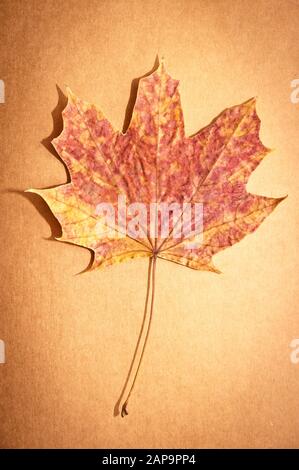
{"left": 27, "top": 60, "right": 284, "bottom": 417}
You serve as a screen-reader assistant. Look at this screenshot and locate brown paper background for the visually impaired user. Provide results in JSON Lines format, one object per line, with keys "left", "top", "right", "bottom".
{"left": 0, "top": 0, "right": 299, "bottom": 448}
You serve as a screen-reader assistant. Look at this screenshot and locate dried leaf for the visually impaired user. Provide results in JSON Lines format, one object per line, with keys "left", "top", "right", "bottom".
{"left": 28, "top": 61, "right": 284, "bottom": 416}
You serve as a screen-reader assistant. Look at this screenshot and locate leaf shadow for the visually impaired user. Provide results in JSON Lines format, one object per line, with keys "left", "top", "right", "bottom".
{"left": 7, "top": 188, "right": 95, "bottom": 273}
{"left": 15, "top": 84, "right": 70, "bottom": 240}
{"left": 6, "top": 87, "right": 68, "bottom": 241}
{"left": 7, "top": 188, "right": 62, "bottom": 239}
{"left": 41, "top": 84, "right": 69, "bottom": 181}
{"left": 6, "top": 85, "right": 94, "bottom": 272}
{"left": 122, "top": 55, "right": 160, "bottom": 133}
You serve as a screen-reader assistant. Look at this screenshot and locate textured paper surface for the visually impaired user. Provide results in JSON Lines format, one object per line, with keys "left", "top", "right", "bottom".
{"left": 0, "top": 0, "right": 298, "bottom": 448}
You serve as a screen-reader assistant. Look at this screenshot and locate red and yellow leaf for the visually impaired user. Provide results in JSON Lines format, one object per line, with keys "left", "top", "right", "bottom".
{"left": 27, "top": 61, "right": 284, "bottom": 417}
{"left": 28, "top": 62, "right": 283, "bottom": 271}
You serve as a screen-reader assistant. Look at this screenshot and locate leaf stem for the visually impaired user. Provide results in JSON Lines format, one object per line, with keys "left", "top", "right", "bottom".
{"left": 121, "top": 254, "right": 157, "bottom": 417}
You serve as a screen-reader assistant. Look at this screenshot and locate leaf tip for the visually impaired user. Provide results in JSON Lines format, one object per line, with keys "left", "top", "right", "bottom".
{"left": 157, "top": 55, "right": 166, "bottom": 74}
{"left": 276, "top": 194, "right": 288, "bottom": 205}
{"left": 264, "top": 146, "right": 274, "bottom": 154}
{"left": 211, "top": 265, "right": 222, "bottom": 274}
{"left": 65, "top": 86, "right": 76, "bottom": 102}
{"left": 245, "top": 96, "right": 257, "bottom": 109}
